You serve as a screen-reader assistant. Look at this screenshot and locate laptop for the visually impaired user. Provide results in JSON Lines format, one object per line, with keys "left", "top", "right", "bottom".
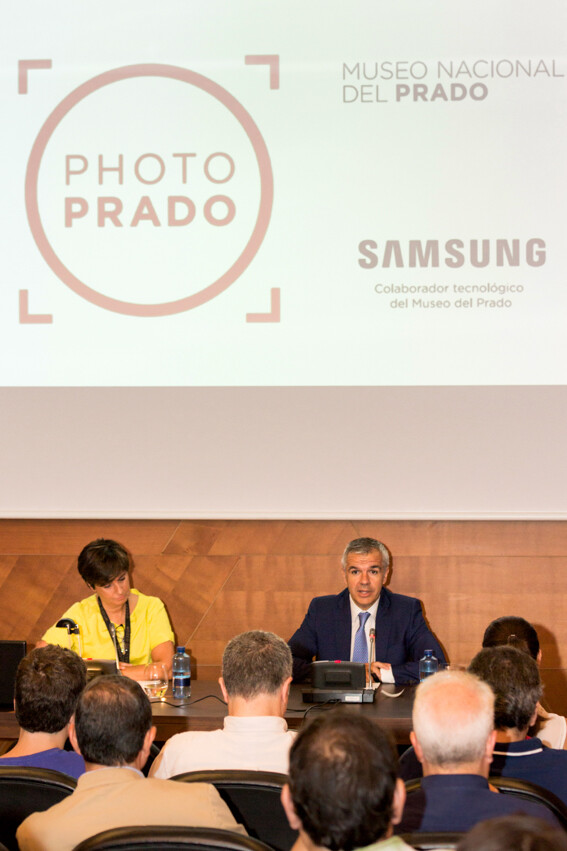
{"left": 0, "top": 640, "right": 27, "bottom": 709}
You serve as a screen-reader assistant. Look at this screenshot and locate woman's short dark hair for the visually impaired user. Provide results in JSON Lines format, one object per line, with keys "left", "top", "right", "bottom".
{"left": 482, "top": 616, "right": 540, "bottom": 660}
{"left": 78, "top": 538, "right": 131, "bottom": 588}
{"left": 74, "top": 676, "right": 152, "bottom": 766}
{"left": 15, "top": 645, "right": 86, "bottom": 733}
{"left": 288, "top": 711, "right": 398, "bottom": 851}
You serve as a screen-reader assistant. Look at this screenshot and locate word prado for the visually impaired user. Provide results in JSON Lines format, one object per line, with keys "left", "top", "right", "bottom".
{"left": 358, "top": 238, "right": 546, "bottom": 268}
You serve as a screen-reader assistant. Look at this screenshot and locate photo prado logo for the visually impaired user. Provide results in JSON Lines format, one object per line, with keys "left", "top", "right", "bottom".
{"left": 25, "top": 64, "right": 273, "bottom": 316}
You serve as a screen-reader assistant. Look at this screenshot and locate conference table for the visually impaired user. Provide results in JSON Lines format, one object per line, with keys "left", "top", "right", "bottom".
{"left": 0, "top": 681, "right": 416, "bottom": 744}
{"left": 149, "top": 681, "right": 416, "bottom": 743}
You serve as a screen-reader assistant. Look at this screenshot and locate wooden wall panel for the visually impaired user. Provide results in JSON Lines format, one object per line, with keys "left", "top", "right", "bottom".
{"left": 0, "top": 519, "right": 566, "bottom": 713}
{"left": 0, "top": 520, "right": 179, "bottom": 554}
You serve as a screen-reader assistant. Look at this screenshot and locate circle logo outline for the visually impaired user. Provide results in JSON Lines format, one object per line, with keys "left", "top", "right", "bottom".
{"left": 25, "top": 64, "right": 273, "bottom": 317}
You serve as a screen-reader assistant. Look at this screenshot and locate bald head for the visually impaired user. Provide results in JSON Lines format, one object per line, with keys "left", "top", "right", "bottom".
{"left": 412, "top": 671, "right": 495, "bottom": 770}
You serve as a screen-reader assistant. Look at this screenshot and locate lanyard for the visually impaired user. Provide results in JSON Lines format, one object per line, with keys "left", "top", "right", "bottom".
{"left": 97, "top": 596, "right": 131, "bottom": 663}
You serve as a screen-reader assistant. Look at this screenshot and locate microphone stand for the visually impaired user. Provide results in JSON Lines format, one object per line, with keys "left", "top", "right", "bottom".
{"left": 368, "top": 628, "right": 376, "bottom": 688}
{"left": 56, "top": 618, "right": 83, "bottom": 658}
{"left": 362, "top": 627, "right": 376, "bottom": 703}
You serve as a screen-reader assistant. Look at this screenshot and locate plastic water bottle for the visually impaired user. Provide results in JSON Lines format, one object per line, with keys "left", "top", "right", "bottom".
{"left": 172, "top": 646, "right": 191, "bottom": 698}
{"left": 419, "top": 649, "right": 438, "bottom": 681}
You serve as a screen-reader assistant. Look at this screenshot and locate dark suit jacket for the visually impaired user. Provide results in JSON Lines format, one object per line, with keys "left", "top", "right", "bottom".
{"left": 400, "top": 737, "right": 567, "bottom": 806}
{"left": 396, "top": 774, "right": 559, "bottom": 832}
{"left": 288, "top": 587, "right": 445, "bottom": 684}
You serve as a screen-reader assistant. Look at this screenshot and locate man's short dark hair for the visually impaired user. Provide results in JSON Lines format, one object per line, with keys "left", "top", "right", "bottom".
{"left": 78, "top": 538, "right": 131, "bottom": 588}
{"left": 288, "top": 711, "right": 397, "bottom": 851}
{"left": 74, "top": 676, "right": 152, "bottom": 766}
{"left": 482, "top": 616, "right": 540, "bottom": 660}
{"left": 468, "top": 645, "right": 542, "bottom": 732}
{"left": 15, "top": 645, "right": 86, "bottom": 733}
{"left": 341, "top": 537, "right": 391, "bottom": 570}
{"left": 456, "top": 814, "right": 567, "bottom": 851}
{"left": 222, "top": 631, "right": 292, "bottom": 699}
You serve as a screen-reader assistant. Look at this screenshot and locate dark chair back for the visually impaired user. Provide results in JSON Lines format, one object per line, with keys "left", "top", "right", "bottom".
{"left": 142, "top": 741, "right": 162, "bottom": 777}
{"left": 489, "top": 775, "right": 567, "bottom": 830}
{"left": 0, "top": 766, "right": 76, "bottom": 851}
{"left": 171, "top": 770, "right": 297, "bottom": 851}
{"left": 398, "top": 744, "right": 423, "bottom": 781}
{"left": 73, "top": 826, "right": 276, "bottom": 851}
{"left": 399, "top": 833, "right": 463, "bottom": 850}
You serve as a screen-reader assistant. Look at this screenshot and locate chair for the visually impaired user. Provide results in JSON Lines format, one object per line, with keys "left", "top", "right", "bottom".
{"left": 403, "top": 777, "right": 423, "bottom": 795}
{"left": 73, "top": 826, "right": 276, "bottom": 851}
{"left": 0, "top": 766, "right": 77, "bottom": 851}
{"left": 171, "top": 770, "right": 297, "bottom": 851}
{"left": 398, "top": 744, "right": 422, "bottom": 781}
{"left": 142, "top": 741, "right": 162, "bottom": 777}
{"left": 399, "top": 834, "right": 462, "bottom": 850}
{"left": 489, "top": 775, "right": 567, "bottom": 830}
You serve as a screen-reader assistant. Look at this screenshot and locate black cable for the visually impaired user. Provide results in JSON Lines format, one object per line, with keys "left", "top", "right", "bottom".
{"left": 155, "top": 693, "right": 228, "bottom": 709}
{"left": 302, "top": 699, "right": 341, "bottom": 717}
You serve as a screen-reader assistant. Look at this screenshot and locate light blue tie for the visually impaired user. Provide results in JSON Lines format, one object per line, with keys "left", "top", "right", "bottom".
{"left": 352, "top": 611, "right": 371, "bottom": 662}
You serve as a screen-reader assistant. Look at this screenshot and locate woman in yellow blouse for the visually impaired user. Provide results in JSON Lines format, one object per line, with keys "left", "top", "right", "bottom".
{"left": 39, "top": 538, "right": 174, "bottom": 680}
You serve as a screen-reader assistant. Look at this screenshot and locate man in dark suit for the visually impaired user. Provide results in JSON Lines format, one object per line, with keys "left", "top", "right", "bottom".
{"left": 288, "top": 536, "right": 445, "bottom": 684}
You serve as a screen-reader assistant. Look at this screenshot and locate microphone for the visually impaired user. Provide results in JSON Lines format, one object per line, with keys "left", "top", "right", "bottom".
{"left": 56, "top": 618, "right": 83, "bottom": 658}
{"left": 368, "top": 628, "right": 376, "bottom": 688}
{"left": 108, "top": 624, "right": 122, "bottom": 674}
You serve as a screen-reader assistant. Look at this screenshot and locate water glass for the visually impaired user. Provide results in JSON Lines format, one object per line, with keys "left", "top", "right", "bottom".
{"left": 141, "top": 663, "right": 168, "bottom": 700}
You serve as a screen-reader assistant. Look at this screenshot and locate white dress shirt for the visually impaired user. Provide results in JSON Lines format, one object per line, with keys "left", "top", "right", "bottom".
{"left": 150, "top": 715, "right": 295, "bottom": 778}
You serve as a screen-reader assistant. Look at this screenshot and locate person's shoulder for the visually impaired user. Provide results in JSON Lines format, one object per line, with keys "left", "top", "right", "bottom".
{"left": 538, "top": 740, "right": 567, "bottom": 763}
{"left": 16, "top": 808, "right": 45, "bottom": 845}
{"left": 130, "top": 590, "right": 165, "bottom": 610}
{"left": 145, "top": 776, "right": 220, "bottom": 801}
{"left": 371, "top": 838, "right": 416, "bottom": 851}
{"left": 536, "top": 712, "right": 567, "bottom": 749}
{"left": 70, "top": 594, "right": 98, "bottom": 616}
{"left": 511, "top": 735, "right": 567, "bottom": 760}
{"left": 308, "top": 588, "right": 349, "bottom": 609}
{"left": 64, "top": 593, "right": 96, "bottom": 610}
{"left": 16, "top": 785, "right": 72, "bottom": 843}
{"left": 162, "top": 729, "right": 209, "bottom": 751}
{"left": 381, "top": 589, "right": 422, "bottom": 610}
{"left": 14, "top": 747, "right": 84, "bottom": 774}
{"left": 48, "top": 749, "right": 85, "bottom": 777}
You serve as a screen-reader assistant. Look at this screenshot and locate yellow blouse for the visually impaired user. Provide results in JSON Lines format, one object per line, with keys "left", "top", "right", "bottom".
{"left": 42, "top": 590, "right": 173, "bottom": 665}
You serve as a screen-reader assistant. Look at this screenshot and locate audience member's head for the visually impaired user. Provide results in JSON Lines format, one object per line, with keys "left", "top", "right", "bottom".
{"left": 15, "top": 645, "right": 86, "bottom": 733}
{"left": 456, "top": 814, "right": 567, "bottom": 851}
{"left": 78, "top": 538, "right": 131, "bottom": 589}
{"left": 71, "top": 675, "right": 154, "bottom": 768}
{"left": 221, "top": 630, "right": 292, "bottom": 699}
{"left": 341, "top": 537, "right": 391, "bottom": 571}
{"left": 282, "top": 711, "right": 404, "bottom": 851}
{"left": 411, "top": 670, "right": 495, "bottom": 773}
{"left": 469, "top": 645, "right": 542, "bottom": 734}
{"left": 482, "top": 615, "right": 540, "bottom": 661}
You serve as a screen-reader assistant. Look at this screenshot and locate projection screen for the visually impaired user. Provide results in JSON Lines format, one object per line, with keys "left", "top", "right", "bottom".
{"left": 1, "top": 0, "right": 566, "bottom": 517}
